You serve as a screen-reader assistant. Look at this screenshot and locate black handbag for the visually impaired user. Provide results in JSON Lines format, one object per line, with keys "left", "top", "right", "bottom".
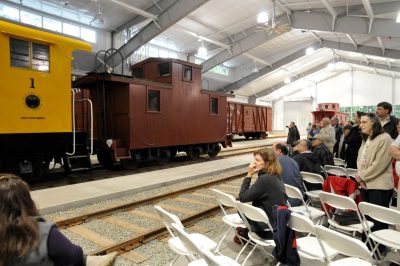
{"left": 332, "top": 210, "right": 360, "bottom": 226}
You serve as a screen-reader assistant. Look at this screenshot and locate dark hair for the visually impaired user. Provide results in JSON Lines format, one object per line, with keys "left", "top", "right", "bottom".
{"left": 253, "top": 148, "right": 282, "bottom": 176}
{"left": 343, "top": 125, "right": 352, "bottom": 131}
{"left": 361, "top": 113, "right": 384, "bottom": 141}
{"left": 275, "top": 143, "right": 288, "bottom": 155}
{"left": 377, "top": 102, "right": 392, "bottom": 114}
{"left": 347, "top": 120, "right": 354, "bottom": 125}
{"left": 356, "top": 111, "right": 366, "bottom": 118}
{"left": 0, "top": 174, "right": 40, "bottom": 266}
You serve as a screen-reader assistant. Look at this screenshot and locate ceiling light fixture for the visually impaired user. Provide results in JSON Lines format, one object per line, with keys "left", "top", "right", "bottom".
{"left": 257, "top": 11, "right": 269, "bottom": 24}
{"left": 397, "top": 11, "right": 400, "bottom": 23}
{"left": 197, "top": 42, "right": 207, "bottom": 57}
{"left": 284, "top": 77, "right": 291, "bottom": 84}
{"left": 252, "top": 60, "right": 258, "bottom": 73}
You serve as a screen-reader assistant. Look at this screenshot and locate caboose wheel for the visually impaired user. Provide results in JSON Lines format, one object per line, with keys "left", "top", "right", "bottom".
{"left": 208, "top": 144, "right": 221, "bottom": 158}
{"left": 156, "top": 149, "right": 171, "bottom": 165}
{"left": 121, "top": 158, "right": 138, "bottom": 170}
{"left": 187, "top": 146, "right": 200, "bottom": 160}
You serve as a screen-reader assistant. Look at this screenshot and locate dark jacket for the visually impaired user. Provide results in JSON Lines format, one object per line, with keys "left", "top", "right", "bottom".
{"left": 345, "top": 125, "right": 362, "bottom": 169}
{"left": 313, "top": 143, "right": 334, "bottom": 167}
{"left": 272, "top": 206, "right": 300, "bottom": 266}
{"left": 293, "top": 152, "right": 321, "bottom": 174}
{"left": 333, "top": 124, "right": 343, "bottom": 143}
{"left": 383, "top": 115, "right": 399, "bottom": 140}
{"left": 287, "top": 126, "right": 300, "bottom": 146}
{"left": 277, "top": 156, "right": 304, "bottom": 206}
{"left": 239, "top": 172, "right": 287, "bottom": 232}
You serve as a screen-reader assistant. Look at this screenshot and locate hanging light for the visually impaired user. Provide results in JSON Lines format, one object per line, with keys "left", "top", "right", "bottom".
{"left": 197, "top": 42, "right": 207, "bottom": 57}
{"left": 252, "top": 60, "right": 258, "bottom": 72}
{"left": 284, "top": 77, "right": 291, "bottom": 84}
{"left": 397, "top": 11, "right": 400, "bottom": 23}
{"left": 305, "top": 47, "right": 315, "bottom": 55}
{"left": 257, "top": 11, "right": 269, "bottom": 24}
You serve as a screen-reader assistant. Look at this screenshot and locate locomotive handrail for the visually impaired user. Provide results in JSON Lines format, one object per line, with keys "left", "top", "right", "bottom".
{"left": 67, "top": 89, "right": 76, "bottom": 156}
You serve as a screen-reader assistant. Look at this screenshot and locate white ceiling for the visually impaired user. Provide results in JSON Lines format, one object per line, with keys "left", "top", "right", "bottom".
{"left": 6, "top": 0, "right": 400, "bottom": 101}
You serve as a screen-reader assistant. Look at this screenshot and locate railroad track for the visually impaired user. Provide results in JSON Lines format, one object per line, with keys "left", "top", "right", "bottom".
{"left": 52, "top": 172, "right": 247, "bottom": 263}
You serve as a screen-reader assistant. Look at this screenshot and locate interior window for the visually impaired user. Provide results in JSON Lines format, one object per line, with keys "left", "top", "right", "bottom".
{"left": 148, "top": 90, "right": 160, "bottom": 112}
{"left": 158, "top": 62, "right": 170, "bottom": 77}
{"left": 211, "top": 97, "right": 218, "bottom": 114}
{"left": 10, "top": 38, "right": 30, "bottom": 69}
{"left": 32, "top": 42, "right": 49, "bottom": 72}
{"left": 183, "top": 65, "right": 192, "bottom": 81}
{"left": 132, "top": 67, "right": 143, "bottom": 78}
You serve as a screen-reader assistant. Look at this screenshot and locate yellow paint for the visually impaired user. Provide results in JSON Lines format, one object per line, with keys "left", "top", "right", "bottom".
{"left": 0, "top": 20, "right": 91, "bottom": 134}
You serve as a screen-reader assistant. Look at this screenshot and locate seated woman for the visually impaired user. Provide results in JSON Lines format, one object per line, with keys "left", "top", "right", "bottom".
{"left": 0, "top": 173, "right": 116, "bottom": 266}
{"left": 239, "top": 148, "right": 288, "bottom": 239}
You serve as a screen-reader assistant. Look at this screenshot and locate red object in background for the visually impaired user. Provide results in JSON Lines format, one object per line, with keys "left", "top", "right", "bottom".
{"left": 312, "top": 103, "right": 348, "bottom": 125}
{"left": 322, "top": 175, "right": 360, "bottom": 212}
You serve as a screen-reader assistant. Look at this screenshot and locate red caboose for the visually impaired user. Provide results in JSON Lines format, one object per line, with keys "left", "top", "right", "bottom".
{"left": 74, "top": 58, "right": 227, "bottom": 168}
{"left": 312, "top": 103, "right": 347, "bottom": 125}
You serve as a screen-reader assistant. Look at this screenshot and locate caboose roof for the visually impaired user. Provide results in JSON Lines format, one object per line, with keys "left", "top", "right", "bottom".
{"left": 130, "top": 57, "right": 201, "bottom": 70}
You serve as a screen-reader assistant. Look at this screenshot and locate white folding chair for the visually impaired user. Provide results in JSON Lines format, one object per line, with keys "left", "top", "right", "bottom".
{"left": 285, "top": 184, "right": 325, "bottom": 224}
{"left": 301, "top": 171, "right": 324, "bottom": 204}
{"left": 235, "top": 202, "right": 275, "bottom": 266}
{"left": 211, "top": 189, "right": 247, "bottom": 253}
{"left": 334, "top": 158, "right": 347, "bottom": 167}
{"left": 346, "top": 168, "right": 358, "bottom": 179}
{"left": 154, "top": 206, "right": 217, "bottom": 265}
{"left": 288, "top": 212, "right": 338, "bottom": 262}
{"left": 324, "top": 165, "right": 349, "bottom": 178}
{"left": 170, "top": 223, "right": 240, "bottom": 266}
{"left": 358, "top": 202, "right": 400, "bottom": 258}
{"left": 315, "top": 225, "right": 375, "bottom": 266}
{"left": 318, "top": 192, "right": 373, "bottom": 236}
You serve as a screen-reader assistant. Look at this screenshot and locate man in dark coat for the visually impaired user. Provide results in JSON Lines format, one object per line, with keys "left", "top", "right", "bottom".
{"left": 376, "top": 101, "right": 399, "bottom": 140}
{"left": 310, "top": 134, "right": 334, "bottom": 167}
{"left": 293, "top": 139, "right": 321, "bottom": 174}
{"left": 287, "top": 122, "right": 300, "bottom": 146}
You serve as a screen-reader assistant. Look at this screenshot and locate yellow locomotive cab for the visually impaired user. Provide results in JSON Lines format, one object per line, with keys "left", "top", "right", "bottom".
{"left": 0, "top": 19, "right": 91, "bottom": 134}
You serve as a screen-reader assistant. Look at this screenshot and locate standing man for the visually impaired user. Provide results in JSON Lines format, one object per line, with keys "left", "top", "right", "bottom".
{"left": 287, "top": 122, "right": 300, "bottom": 146}
{"left": 376, "top": 101, "right": 399, "bottom": 139}
{"left": 331, "top": 117, "right": 343, "bottom": 144}
{"left": 319, "top": 117, "right": 336, "bottom": 153}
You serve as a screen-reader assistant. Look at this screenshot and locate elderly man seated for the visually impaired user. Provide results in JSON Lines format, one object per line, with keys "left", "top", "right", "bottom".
{"left": 310, "top": 134, "right": 334, "bottom": 167}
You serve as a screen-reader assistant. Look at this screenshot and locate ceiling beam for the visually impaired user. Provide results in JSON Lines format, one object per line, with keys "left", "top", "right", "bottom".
{"left": 291, "top": 11, "right": 400, "bottom": 38}
{"left": 361, "top": 0, "right": 374, "bottom": 33}
{"left": 174, "top": 25, "right": 231, "bottom": 49}
{"left": 320, "top": 0, "right": 337, "bottom": 30}
{"left": 100, "top": 0, "right": 209, "bottom": 70}
{"left": 218, "top": 43, "right": 320, "bottom": 93}
{"left": 115, "top": 0, "right": 176, "bottom": 33}
{"left": 110, "top": 0, "right": 158, "bottom": 20}
{"left": 242, "top": 53, "right": 271, "bottom": 67}
{"left": 345, "top": 34, "right": 358, "bottom": 51}
{"left": 376, "top": 36, "right": 385, "bottom": 56}
{"left": 347, "top": 1, "right": 400, "bottom": 16}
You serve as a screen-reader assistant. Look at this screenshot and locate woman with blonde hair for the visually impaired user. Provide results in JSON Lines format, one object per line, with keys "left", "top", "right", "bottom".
{"left": 239, "top": 148, "right": 288, "bottom": 239}
{"left": 0, "top": 174, "right": 116, "bottom": 266}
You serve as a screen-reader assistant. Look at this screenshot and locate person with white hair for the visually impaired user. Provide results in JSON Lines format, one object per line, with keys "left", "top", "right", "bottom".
{"left": 319, "top": 117, "right": 336, "bottom": 153}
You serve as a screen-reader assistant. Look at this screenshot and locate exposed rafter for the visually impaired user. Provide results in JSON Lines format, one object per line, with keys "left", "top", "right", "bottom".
{"left": 376, "top": 36, "right": 385, "bottom": 56}
{"left": 361, "top": 0, "right": 374, "bottom": 33}
{"left": 320, "top": 0, "right": 337, "bottom": 30}
{"left": 110, "top": 0, "right": 158, "bottom": 20}
{"left": 345, "top": 34, "right": 358, "bottom": 51}
{"left": 174, "top": 25, "right": 231, "bottom": 50}
{"left": 100, "top": 0, "right": 209, "bottom": 70}
{"left": 243, "top": 53, "right": 271, "bottom": 67}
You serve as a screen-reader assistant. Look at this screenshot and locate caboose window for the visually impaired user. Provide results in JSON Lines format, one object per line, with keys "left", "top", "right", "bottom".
{"left": 148, "top": 90, "right": 160, "bottom": 112}
{"left": 10, "top": 38, "right": 30, "bottom": 69}
{"left": 32, "top": 43, "right": 49, "bottom": 72}
{"left": 132, "top": 67, "right": 143, "bottom": 78}
{"left": 183, "top": 65, "right": 192, "bottom": 81}
{"left": 211, "top": 97, "right": 218, "bottom": 114}
{"left": 158, "top": 62, "right": 170, "bottom": 77}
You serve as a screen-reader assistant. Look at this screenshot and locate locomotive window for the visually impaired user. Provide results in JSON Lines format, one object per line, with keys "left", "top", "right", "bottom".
{"left": 132, "top": 67, "right": 143, "bottom": 78}
{"left": 158, "top": 62, "right": 170, "bottom": 77}
{"left": 183, "top": 65, "right": 192, "bottom": 81}
{"left": 32, "top": 42, "right": 49, "bottom": 72}
{"left": 148, "top": 90, "right": 160, "bottom": 112}
{"left": 210, "top": 97, "right": 218, "bottom": 115}
{"left": 10, "top": 38, "right": 30, "bottom": 69}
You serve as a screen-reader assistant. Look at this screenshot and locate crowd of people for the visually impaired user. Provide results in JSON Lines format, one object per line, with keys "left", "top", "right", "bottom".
{"left": 238, "top": 101, "right": 399, "bottom": 259}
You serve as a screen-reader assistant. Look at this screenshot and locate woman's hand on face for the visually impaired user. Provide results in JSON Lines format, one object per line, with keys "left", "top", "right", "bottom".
{"left": 247, "top": 161, "right": 258, "bottom": 176}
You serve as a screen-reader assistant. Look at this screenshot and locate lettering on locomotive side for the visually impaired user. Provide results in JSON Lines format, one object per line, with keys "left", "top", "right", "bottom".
{"left": 20, "top": 117, "right": 45, "bottom": 120}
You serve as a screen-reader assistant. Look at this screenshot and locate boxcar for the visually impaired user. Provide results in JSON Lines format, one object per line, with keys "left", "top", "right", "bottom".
{"left": 227, "top": 102, "right": 272, "bottom": 139}
{"left": 74, "top": 58, "right": 227, "bottom": 168}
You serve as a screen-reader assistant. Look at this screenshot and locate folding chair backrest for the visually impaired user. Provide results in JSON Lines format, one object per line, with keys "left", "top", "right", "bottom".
{"left": 200, "top": 248, "right": 227, "bottom": 266}
{"left": 236, "top": 202, "right": 272, "bottom": 230}
{"left": 285, "top": 184, "right": 304, "bottom": 201}
{"left": 301, "top": 172, "right": 324, "bottom": 184}
{"left": 154, "top": 205, "right": 184, "bottom": 236}
{"left": 346, "top": 168, "right": 358, "bottom": 179}
{"left": 288, "top": 212, "right": 315, "bottom": 234}
{"left": 319, "top": 191, "right": 357, "bottom": 211}
{"left": 315, "top": 225, "right": 373, "bottom": 263}
{"left": 359, "top": 201, "right": 400, "bottom": 225}
{"left": 324, "top": 165, "right": 348, "bottom": 177}
{"left": 334, "top": 158, "right": 346, "bottom": 167}
{"left": 170, "top": 223, "right": 200, "bottom": 259}
{"left": 211, "top": 188, "right": 237, "bottom": 208}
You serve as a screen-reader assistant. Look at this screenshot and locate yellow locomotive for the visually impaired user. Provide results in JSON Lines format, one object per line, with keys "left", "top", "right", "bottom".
{"left": 0, "top": 19, "right": 91, "bottom": 178}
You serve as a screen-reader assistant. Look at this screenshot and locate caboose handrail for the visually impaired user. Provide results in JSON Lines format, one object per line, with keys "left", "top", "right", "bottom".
{"left": 74, "top": 98, "right": 94, "bottom": 155}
